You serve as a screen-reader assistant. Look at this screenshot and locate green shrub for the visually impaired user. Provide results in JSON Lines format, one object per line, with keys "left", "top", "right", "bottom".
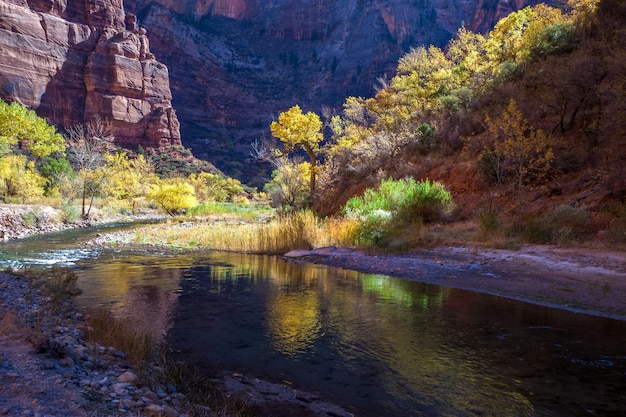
{"left": 344, "top": 178, "right": 454, "bottom": 223}
{"left": 476, "top": 208, "right": 501, "bottom": 234}
{"left": 352, "top": 210, "right": 393, "bottom": 247}
{"left": 343, "top": 178, "right": 454, "bottom": 247}
{"left": 22, "top": 211, "right": 38, "bottom": 228}
{"left": 546, "top": 205, "right": 590, "bottom": 244}
{"left": 60, "top": 199, "right": 81, "bottom": 222}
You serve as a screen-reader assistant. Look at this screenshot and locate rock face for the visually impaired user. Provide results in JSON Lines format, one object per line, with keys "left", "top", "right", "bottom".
{"left": 123, "top": 0, "right": 563, "bottom": 180}
{"left": 0, "top": 0, "right": 181, "bottom": 149}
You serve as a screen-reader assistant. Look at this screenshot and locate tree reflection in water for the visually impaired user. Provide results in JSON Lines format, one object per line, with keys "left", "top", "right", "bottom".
{"left": 74, "top": 251, "right": 625, "bottom": 417}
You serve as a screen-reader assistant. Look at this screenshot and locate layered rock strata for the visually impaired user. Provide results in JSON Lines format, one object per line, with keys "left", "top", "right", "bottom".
{"left": 0, "top": 0, "right": 180, "bottom": 149}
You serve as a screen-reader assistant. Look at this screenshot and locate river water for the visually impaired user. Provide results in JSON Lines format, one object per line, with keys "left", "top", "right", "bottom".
{"left": 1, "top": 225, "right": 625, "bottom": 416}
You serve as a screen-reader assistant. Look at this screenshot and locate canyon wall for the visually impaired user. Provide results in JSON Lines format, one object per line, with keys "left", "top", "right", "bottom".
{"left": 124, "top": 0, "right": 563, "bottom": 180}
{"left": 0, "top": 0, "right": 181, "bottom": 148}
{"left": 0, "top": 0, "right": 563, "bottom": 180}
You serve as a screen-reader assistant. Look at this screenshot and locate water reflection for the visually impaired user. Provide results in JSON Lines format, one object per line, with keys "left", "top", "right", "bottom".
{"left": 74, "top": 252, "right": 192, "bottom": 337}
{"left": 266, "top": 289, "right": 322, "bottom": 355}
{"left": 10, "top": 242, "right": 622, "bottom": 417}
{"left": 164, "top": 252, "right": 626, "bottom": 416}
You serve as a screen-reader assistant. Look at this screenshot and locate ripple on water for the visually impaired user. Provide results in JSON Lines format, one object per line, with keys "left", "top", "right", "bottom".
{"left": 0, "top": 249, "right": 101, "bottom": 269}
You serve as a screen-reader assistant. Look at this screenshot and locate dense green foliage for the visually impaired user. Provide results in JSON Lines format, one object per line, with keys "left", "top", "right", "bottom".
{"left": 343, "top": 178, "right": 454, "bottom": 247}
{"left": 344, "top": 178, "right": 454, "bottom": 223}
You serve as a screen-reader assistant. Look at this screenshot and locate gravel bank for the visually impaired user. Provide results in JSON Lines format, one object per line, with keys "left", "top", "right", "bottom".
{"left": 285, "top": 244, "right": 626, "bottom": 320}
{"left": 0, "top": 270, "right": 201, "bottom": 417}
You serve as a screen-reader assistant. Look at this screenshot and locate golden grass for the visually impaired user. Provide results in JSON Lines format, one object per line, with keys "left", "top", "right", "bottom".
{"left": 84, "top": 309, "right": 158, "bottom": 370}
{"left": 0, "top": 311, "right": 19, "bottom": 337}
{"left": 132, "top": 210, "right": 359, "bottom": 254}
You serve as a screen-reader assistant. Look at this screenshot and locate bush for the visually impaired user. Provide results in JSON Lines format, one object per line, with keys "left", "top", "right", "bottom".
{"left": 545, "top": 205, "right": 590, "bottom": 244}
{"left": 60, "top": 199, "right": 81, "bottom": 222}
{"left": 148, "top": 180, "right": 198, "bottom": 216}
{"left": 344, "top": 178, "right": 454, "bottom": 223}
{"left": 523, "top": 205, "right": 591, "bottom": 244}
{"left": 21, "top": 211, "right": 38, "bottom": 228}
{"left": 342, "top": 178, "right": 454, "bottom": 247}
{"left": 476, "top": 208, "right": 501, "bottom": 234}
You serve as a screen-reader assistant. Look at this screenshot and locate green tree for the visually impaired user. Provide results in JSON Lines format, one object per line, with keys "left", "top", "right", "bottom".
{"left": 263, "top": 160, "right": 310, "bottom": 212}
{"left": 38, "top": 156, "right": 75, "bottom": 196}
{"left": 269, "top": 105, "right": 323, "bottom": 203}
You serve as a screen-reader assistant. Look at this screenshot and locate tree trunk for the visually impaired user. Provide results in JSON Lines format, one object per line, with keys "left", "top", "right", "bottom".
{"left": 304, "top": 144, "right": 317, "bottom": 206}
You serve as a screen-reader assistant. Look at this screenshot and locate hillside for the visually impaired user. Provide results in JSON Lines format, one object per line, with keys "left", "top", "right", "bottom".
{"left": 311, "top": 0, "right": 626, "bottom": 246}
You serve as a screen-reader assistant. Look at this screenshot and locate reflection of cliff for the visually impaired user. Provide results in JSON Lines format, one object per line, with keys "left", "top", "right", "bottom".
{"left": 76, "top": 253, "right": 196, "bottom": 338}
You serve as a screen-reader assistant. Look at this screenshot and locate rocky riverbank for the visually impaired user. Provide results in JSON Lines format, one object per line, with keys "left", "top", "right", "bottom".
{"left": 0, "top": 269, "right": 354, "bottom": 416}
{"left": 0, "top": 270, "right": 201, "bottom": 417}
{"left": 0, "top": 204, "right": 164, "bottom": 241}
{"left": 0, "top": 205, "right": 68, "bottom": 241}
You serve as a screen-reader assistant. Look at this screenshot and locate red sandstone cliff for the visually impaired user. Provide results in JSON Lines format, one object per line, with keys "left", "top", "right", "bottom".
{"left": 0, "top": 0, "right": 181, "bottom": 149}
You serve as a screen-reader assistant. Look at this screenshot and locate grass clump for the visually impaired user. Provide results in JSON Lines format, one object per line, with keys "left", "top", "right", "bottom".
{"left": 84, "top": 309, "right": 158, "bottom": 371}
{"left": 60, "top": 199, "right": 81, "bottom": 222}
{"left": 21, "top": 211, "right": 38, "bottom": 228}
{"left": 133, "top": 209, "right": 345, "bottom": 254}
{"left": 342, "top": 178, "right": 454, "bottom": 248}
{"left": 187, "top": 201, "right": 273, "bottom": 219}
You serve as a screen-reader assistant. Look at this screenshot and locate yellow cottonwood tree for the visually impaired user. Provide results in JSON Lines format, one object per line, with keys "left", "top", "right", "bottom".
{"left": 270, "top": 105, "right": 323, "bottom": 203}
{"left": 0, "top": 155, "right": 46, "bottom": 202}
{"left": 187, "top": 172, "right": 244, "bottom": 203}
{"left": 102, "top": 152, "right": 157, "bottom": 210}
{"left": 148, "top": 179, "right": 197, "bottom": 216}
{"left": 0, "top": 100, "right": 64, "bottom": 157}
{"left": 484, "top": 99, "right": 554, "bottom": 223}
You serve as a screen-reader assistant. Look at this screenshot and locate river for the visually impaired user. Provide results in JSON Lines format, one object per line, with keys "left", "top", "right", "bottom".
{"left": 1, "top": 225, "right": 625, "bottom": 416}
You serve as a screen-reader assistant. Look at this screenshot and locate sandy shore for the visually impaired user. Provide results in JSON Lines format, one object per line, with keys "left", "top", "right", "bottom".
{"left": 285, "top": 244, "right": 626, "bottom": 321}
